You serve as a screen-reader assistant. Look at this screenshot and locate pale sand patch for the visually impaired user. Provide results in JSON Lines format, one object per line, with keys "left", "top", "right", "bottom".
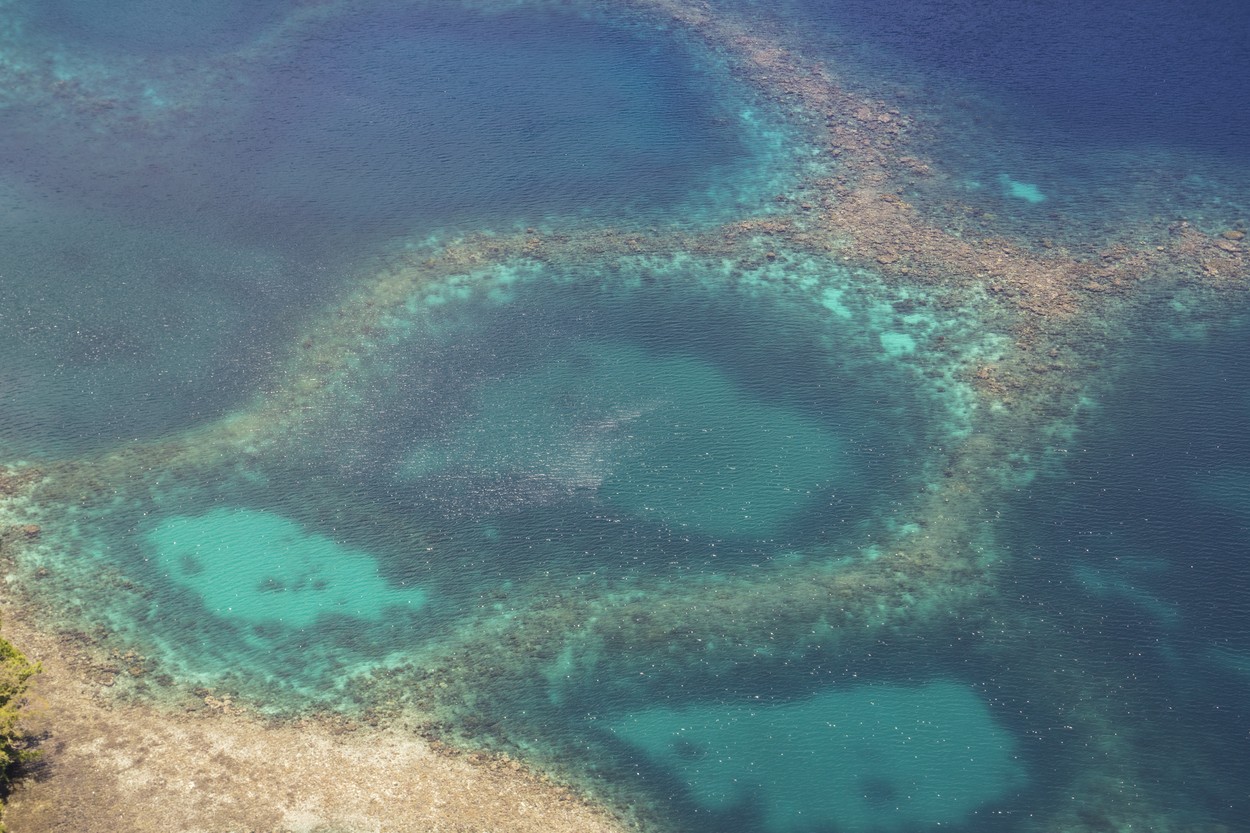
{"left": 0, "top": 615, "right": 631, "bottom": 833}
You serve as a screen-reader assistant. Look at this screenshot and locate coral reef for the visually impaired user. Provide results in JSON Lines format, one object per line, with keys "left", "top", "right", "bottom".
{"left": 0, "top": 0, "right": 1244, "bottom": 831}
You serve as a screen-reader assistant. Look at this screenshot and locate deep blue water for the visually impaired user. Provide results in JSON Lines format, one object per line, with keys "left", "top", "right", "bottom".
{"left": 228, "top": 7, "right": 758, "bottom": 244}
{"left": 9, "top": 3, "right": 759, "bottom": 249}
{"left": 795, "top": 0, "right": 1250, "bottom": 160}
{"left": 0, "top": 1, "right": 773, "bottom": 458}
{"left": 778, "top": 0, "right": 1250, "bottom": 230}
{"left": 1007, "top": 309, "right": 1250, "bottom": 825}
{"left": 0, "top": 207, "right": 306, "bottom": 457}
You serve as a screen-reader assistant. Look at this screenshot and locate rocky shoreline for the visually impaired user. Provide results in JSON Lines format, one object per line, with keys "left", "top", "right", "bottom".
{"left": 0, "top": 611, "right": 632, "bottom": 833}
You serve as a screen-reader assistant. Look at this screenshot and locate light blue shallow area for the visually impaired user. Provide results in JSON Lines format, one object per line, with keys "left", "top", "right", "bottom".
{"left": 608, "top": 681, "right": 1026, "bottom": 833}
{"left": 149, "top": 508, "right": 427, "bottom": 628}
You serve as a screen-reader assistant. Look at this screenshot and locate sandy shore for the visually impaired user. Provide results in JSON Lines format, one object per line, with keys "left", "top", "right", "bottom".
{"left": 0, "top": 614, "right": 631, "bottom": 833}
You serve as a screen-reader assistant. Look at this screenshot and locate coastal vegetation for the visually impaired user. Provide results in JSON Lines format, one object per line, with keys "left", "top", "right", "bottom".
{"left": 0, "top": 621, "right": 39, "bottom": 830}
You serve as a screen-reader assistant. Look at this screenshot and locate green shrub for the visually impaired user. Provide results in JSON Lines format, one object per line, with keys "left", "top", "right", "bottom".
{"left": 0, "top": 622, "right": 39, "bottom": 829}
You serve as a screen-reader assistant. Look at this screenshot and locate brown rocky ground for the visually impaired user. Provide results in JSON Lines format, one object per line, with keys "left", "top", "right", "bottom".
{"left": 0, "top": 616, "right": 630, "bottom": 833}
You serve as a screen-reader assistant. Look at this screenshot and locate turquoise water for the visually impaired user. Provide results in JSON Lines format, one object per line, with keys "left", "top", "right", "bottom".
{"left": 148, "top": 508, "right": 428, "bottom": 628}
{"left": 608, "top": 682, "right": 1025, "bottom": 833}
{"left": 1, "top": 1, "right": 1247, "bottom": 831}
{"left": 341, "top": 265, "right": 933, "bottom": 551}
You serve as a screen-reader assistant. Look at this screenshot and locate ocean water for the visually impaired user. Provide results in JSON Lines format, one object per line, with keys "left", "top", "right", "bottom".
{"left": 1007, "top": 306, "right": 1250, "bottom": 826}
{"left": 28, "top": 0, "right": 291, "bottom": 54}
{"left": 1, "top": 1, "right": 1247, "bottom": 832}
{"left": 774, "top": 0, "right": 1250, "bottom": 235}
{"left": 0, "top": 0, "right": 786, "bottom": 458}
{"left": 790, "top": 0, "right": 1250, "bottom": 157}
{"left": 0, "top": 205, "right": 309, "bottom": 457}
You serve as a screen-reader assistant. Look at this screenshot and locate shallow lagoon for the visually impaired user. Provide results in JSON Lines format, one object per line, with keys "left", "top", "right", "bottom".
{"left": 608, "top": 682, "right": 1026, "bottom": 833}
